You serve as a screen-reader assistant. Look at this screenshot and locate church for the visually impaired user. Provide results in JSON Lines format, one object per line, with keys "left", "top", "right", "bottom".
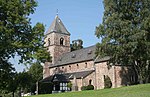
{"left": 41, "top": 15, "right": 136, "bottom": 93}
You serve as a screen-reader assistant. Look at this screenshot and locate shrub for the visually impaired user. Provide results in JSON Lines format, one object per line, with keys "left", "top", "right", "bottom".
{"left": 81, "top": 86, "right": 87, "bottom": 91}
{"left": 67, "top": 82, "right": 72, "bottom": 88}
{"left": 104, "top": 75, "right": 112, "bottom": 89}
{"left": 81, "top": 85, "right": 94, "bottom": 91}
{"left": 67, "top": 82, "right": 72, "bottom": 91}
{"left": 86, "top": 85, "right": 94, "bottom": 90}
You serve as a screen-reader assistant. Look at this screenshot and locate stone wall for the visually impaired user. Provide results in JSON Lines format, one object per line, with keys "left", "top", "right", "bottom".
{"left": 44, "top": 32, "right": 70, "bottom": 64}
{"left": 95, "top": 62, "right": 133, "bottom": 89}
{"left": 43, "top": 62, "right": 51, "bottom": 79}
{"left": 49, "top": 60, "right": 94, "bottom": 75}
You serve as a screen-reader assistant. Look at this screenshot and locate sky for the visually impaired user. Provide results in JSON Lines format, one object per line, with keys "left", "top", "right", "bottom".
{"left": 13, "top": 0, "right": 104, "bottom": 72}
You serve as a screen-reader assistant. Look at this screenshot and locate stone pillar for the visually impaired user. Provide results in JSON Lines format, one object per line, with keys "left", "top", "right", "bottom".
{"left": 72, "top": 76, "right": 78, "bottom": 91}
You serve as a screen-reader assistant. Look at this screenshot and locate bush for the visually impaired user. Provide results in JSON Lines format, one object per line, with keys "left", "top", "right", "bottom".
{"left": 86, "top": 85, "right": 94, "bottom": 90}
{"left": 81, "top": 86, "right": 87, "bottom": 91}
{"left": 67, "top": 82, "right": 72, "bottom": 91}
{"left": 104, "top": 75, "right": 112, "bottom": 89}
{"left": 81, "top": 85, "right": 94, "bottom": 91}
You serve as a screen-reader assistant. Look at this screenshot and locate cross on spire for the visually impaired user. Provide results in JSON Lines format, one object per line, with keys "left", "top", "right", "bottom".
{"left": 56, "top": 9, "right": 59, "bottom": 16}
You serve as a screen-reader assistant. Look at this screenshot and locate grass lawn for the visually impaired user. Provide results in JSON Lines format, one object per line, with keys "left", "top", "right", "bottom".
{"left": 30, "top": 84, "right": 150, "bottom": 97}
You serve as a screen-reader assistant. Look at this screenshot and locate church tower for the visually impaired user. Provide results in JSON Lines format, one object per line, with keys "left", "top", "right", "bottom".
{"left": 44, "top": 15, "right": 70, "bottom": 64}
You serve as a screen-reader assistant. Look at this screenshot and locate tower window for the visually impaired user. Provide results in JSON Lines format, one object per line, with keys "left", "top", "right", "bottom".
{"left": 60, "top": 37, "right": 64, "bottom": 45}
{"left": 48, "top": 38, "right": 51, "bottom": 46}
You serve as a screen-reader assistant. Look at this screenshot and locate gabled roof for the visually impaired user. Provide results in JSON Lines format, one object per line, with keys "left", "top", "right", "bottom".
{"left": 49, "top": 45, "right": 110, "bottom": 68}
{"left": 46, "top": 15, "right": 70, "bottom": 35}
{"left": 50, "top": 45, "right": 96, "bottom": 67}
{"left": 40, "top": 70, "right": 95, "bottom": 83}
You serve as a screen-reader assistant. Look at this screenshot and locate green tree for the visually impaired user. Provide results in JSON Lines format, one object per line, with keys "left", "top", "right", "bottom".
{"left": 17, "top": 71, "right": 32, "bottom": 94}
{"left": 28, "top": 62, "right": 43, "bottom": 93}
{"left": 28, "top": 62, "right": 43, "bottom": 82}
{"left": 95, "top": 0, "right": 150, "bottom": 84}
{"left": 0, "top": 0, "right": 51, "bottom": 92}
{"left": 71, "top": 39, "right": 83, "bottom": 51}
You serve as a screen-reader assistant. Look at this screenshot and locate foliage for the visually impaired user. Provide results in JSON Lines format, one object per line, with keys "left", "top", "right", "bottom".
{"left": 81, "top": 85, "right": 94, "bottom": 91}
{"left": 81, "top": 86, "right": 87, "bottom": 91}
{"left": 0, "top": 62, "right": 15, "bottom": 91}
{"left": 29, "top": 84, "right": 150, "bottom": 97}
{"left": 0, "top": 0, "right": 51, "bottom": 92}
{"left": 28, "top": 62, "right": 43, "bottom": 94}
{"left": 67, "top": 82, "right": 72, "bottom": 89}
{"left": 28, "top": 62, "right": 43, "bottom": 82}
{"left": 71, "top": 39, "right": 83, "bottom": 51}
{"left": 104, "top": 75, "right": 112, "bottom": 89}
{"left": 95, "top": 0, "right": 150, "bottom": 84}
{"left": 38, "top": 83, "right": 53, "bottom": 94}
{"left": 17, "top": 71, "right": 32, "bottom": 92}
{"left": 86, "top": 85, "right": 94, "bottom": 90}
{"left": 0, "top": 69, "right": 17, "bottom": 97}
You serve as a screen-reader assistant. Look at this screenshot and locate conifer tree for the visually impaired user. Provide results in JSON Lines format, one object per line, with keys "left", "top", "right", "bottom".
{"left": 95, "top": 0, "right": 150, "bottom": 83}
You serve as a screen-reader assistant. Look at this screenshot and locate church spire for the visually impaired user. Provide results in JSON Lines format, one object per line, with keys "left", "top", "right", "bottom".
{"left": 46, "top": 14, "right": 70, "bottom": 35}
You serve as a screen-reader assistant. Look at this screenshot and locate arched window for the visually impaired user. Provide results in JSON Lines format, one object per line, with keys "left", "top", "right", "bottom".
{"left": 69, "top": 65, "right": 71, "bottom": 70}
{"left": 77, "top": 64, "right": 79, "bottom": 69}
{"left": 89, "top": 79, "right": 92, "bottom": 85}
{"left": 60, "top": 37, "right": 64, "bottom": 45}
{"left": 85, "top": 63, "right": 87, "bottom": 68}
{"left": 48, "top": 38, "right": 51, "bottom": 46}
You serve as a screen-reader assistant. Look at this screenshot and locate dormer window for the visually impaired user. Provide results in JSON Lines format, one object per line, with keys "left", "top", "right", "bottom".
{"left": 48, "top": 38, "right": 51, "bottom": 46}
{"left": 60, "top": 37, "right": 64, "bottom": 45}
{"left": 88, "top": 50, "right": 92, "bottom": 54}
{"left": 71, "top": 53, "right": 76, "bottom": 58}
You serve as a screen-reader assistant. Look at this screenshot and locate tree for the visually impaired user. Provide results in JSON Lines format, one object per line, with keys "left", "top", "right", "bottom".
{"left": 28, "top": 62, "right": 43, "bottom": 83}
{"left": 71, "top": 39, "right": 83, "bottom": 51}
{"left": 28, "top": 62, "right": 43, "bottom": 93}
{"left": 17, "top": 71, "right": 32, "bottom": 94}
{"left": 0, "top": 0, "right": 51, "bottom": 92}
{"left": 95, "top": 0, "right": 150, "bottom": 84}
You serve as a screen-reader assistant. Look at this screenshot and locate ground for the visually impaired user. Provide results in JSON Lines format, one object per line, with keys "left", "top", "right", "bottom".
{"left": 30, "top": 84, "right": 150, "bottom": 97}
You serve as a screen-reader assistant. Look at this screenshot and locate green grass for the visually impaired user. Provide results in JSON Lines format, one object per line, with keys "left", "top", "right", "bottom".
{"left": 30, "top": 84, "right": 150, "bottom": 97}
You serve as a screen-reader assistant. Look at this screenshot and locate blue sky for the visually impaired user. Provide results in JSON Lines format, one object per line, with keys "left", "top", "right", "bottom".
{"left": 13, "top": 0, "right": 104, "bottom": 72}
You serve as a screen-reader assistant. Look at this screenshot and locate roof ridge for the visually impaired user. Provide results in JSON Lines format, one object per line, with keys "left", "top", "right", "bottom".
{"left": 65, "top": 44, "right": 96, "bottom": 54}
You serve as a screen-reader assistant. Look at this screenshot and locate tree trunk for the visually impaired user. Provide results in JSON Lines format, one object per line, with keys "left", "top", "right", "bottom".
{"left": 134, "top": 60, "right": 144, "bottom": 84}
{"left": 36, "top": 81, "right": 39, "bottom": 95}
{"left": 12, "top": 91, "right": 15, "bottom": 97}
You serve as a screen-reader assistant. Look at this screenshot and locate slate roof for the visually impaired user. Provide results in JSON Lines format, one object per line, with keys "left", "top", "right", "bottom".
{"left": 50, "top": 45, "right": 96, "bottom": 68}
{"left": 40, "top": 70, "right": 95, "bottom": 83}
{"left": 46, "top": 15, "right": 70, "bottom": 35}
{"left": 49, "top": 45, "right": 110, "bottom": 68}
{"left": 40, "top": 75, "right": 54, "bottom": 83}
